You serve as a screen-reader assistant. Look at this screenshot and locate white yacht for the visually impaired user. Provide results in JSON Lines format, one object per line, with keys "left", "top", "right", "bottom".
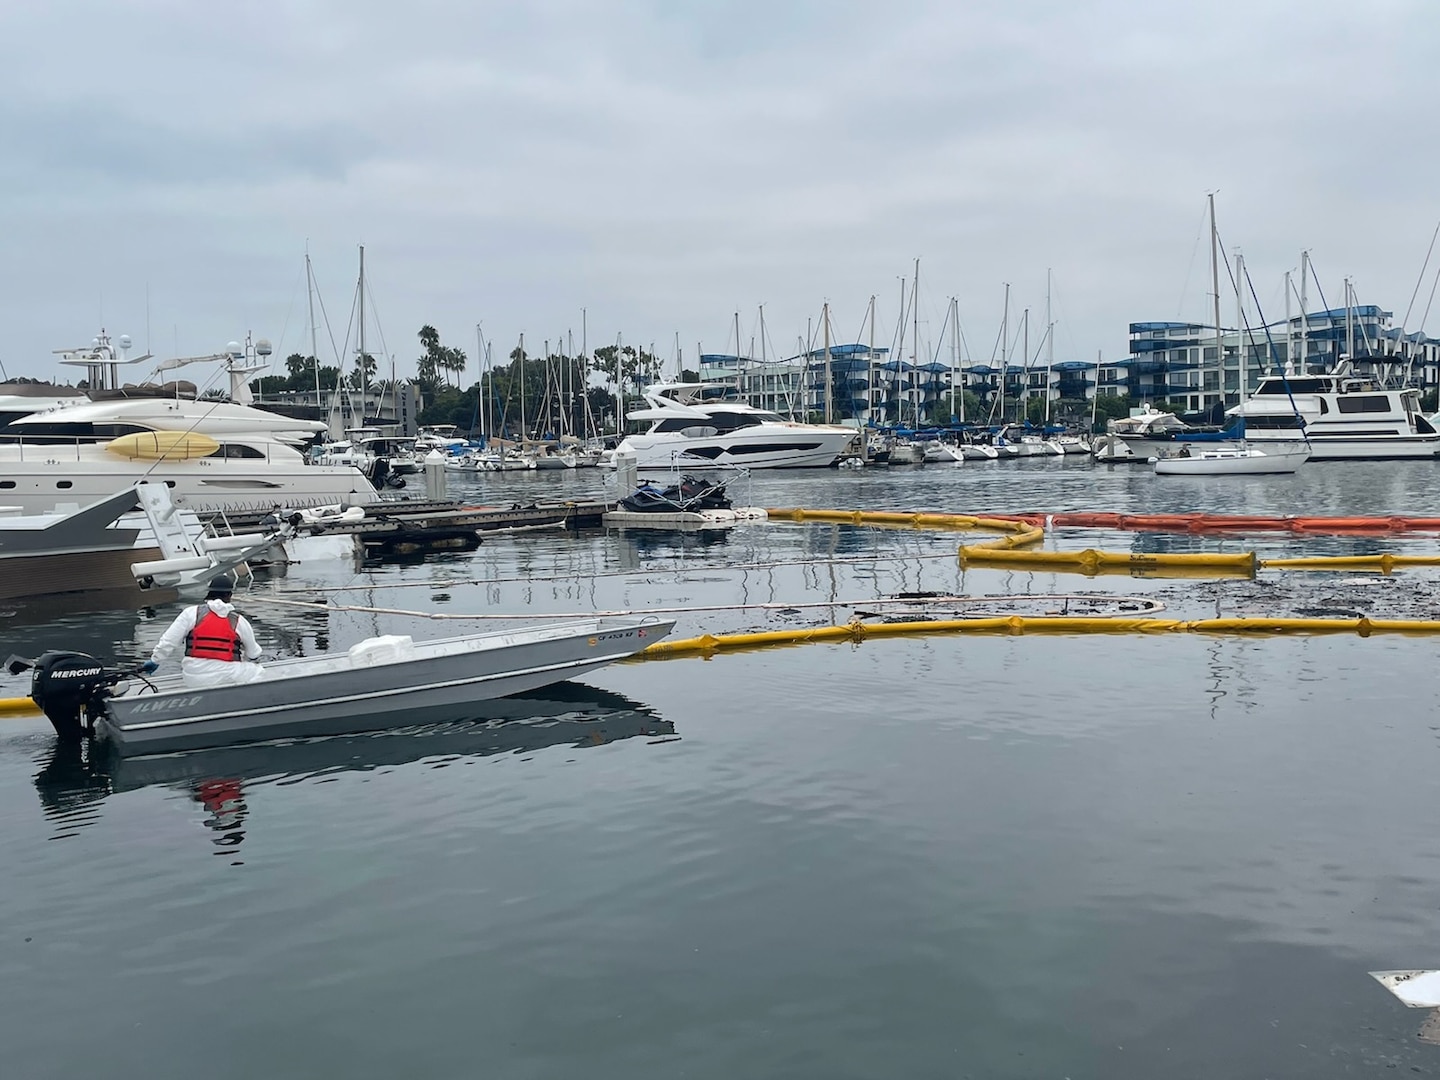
{"left": 1091, "top": 404, "right": 1208, "bottom": 462}
{"left": 1228, "top": 363, "right": 1440, "bottom": 460}
{"left": 616, "top": 383, "right": 856, "bottom": 470}
{"left": 0, "top": 394, "right": 378, "bottom": 514}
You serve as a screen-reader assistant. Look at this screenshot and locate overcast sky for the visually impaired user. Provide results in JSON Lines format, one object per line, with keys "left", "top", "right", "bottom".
{"left": 3, "top": 0, "right": 1436, "bottom": 386}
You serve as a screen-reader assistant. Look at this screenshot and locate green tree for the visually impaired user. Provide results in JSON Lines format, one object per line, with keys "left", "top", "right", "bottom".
{"left": 346, "top": 352, "right": 378, "bottom": 392}
{"left": 417, "top": 325, "right": 467, "bottom": 391}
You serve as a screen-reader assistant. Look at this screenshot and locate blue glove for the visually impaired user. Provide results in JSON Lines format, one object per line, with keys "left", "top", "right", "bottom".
{"left": 140, "top": 660, "right": 159, "bottom": 674}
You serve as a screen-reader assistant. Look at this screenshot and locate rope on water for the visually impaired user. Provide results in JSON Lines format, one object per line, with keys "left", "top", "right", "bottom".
{"left": 245, "top": 593, "right": 1166, "bottom": 623}
{"left": 274, "top": 549, "right": 963, "bottom": 595}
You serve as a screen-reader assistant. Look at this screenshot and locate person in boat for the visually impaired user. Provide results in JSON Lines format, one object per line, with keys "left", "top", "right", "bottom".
{"left": 143, "top": 573, "right": 266, "bottom": 687}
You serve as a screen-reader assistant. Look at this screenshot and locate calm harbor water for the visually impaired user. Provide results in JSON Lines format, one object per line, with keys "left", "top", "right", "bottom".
{"left": 4, "top": 459, "right": 1440, "bottom": 1078}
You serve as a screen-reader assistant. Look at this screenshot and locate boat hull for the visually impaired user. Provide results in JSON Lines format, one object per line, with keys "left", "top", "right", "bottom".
{"left": 100, "top": 617, "right": 675, "bottom": 755}
{"left": 617, "top": 428, "right": 855, "bottom": 470}
{"left": 1243, "top": 433, "right": 1440, "bottom": 461}
{"left": 1154, "top": 448, "right": 1310, "bottom": 475}
{"left": 0, "top": 447, "right": 378, "bottom": 514}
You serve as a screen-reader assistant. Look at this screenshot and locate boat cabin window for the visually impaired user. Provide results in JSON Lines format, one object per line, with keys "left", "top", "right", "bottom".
{"left": 704, "top": 411, "right": 763, "bottom": 433}
{"left": 210, "top": 443, "right": 268, "bottom": 459}
{"left": 654, "top": 419, "right": 716, "bottom": 434}
{"left": 1336, "top": 395, "right": 1392, "bottom": 414}
{"left": 13, "top": 422, "right": 153, "bottom": 440}
{"left": 1243, "top": 415, "right": 1306, "bottom": 430}
{"left": 1254, "top": 377, "right": 1328, "bottom": 395}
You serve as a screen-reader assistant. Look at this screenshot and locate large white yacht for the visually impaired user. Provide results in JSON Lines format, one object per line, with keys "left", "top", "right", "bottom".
{"left": 616, "top": 383, "right": 856, "bottom": 470}
{"left": 0, "top": 330, "right": 379, "bottom": 513}
{"left": 0, "top": 393, "right": 378, "bottom": 514}
{"left": 1227, "top": 363, "right": 1440, "bottom": 460}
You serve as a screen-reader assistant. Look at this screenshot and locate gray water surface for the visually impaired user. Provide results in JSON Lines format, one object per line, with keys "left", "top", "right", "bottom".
{"left": 3, "top": 461, "right": 1439, "bottom": 1078}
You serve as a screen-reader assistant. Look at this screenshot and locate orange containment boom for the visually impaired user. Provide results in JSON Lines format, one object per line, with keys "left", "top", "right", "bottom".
{"left": 980, "top": 512, "right": 1440, "bottom": 536}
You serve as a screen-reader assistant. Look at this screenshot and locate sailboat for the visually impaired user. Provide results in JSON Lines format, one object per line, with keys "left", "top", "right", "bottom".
{"left": 1154, "top": 196, "right": 1309, "bottom": 477}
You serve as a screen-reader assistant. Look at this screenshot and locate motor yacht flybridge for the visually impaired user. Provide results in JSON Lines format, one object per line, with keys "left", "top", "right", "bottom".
{"left": 616, "top": 382, "right": 856, "bottom": 470}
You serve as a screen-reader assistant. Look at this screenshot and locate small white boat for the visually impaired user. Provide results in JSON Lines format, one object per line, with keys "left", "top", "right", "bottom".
{"left": 1152, "top": 444, "right": 1310, "bottom": 476}
{"left": 921, "top": 441, "right": 965, "bottom": 464}
{"left": 11, "top": 616, "right": 675, "bottom": 755}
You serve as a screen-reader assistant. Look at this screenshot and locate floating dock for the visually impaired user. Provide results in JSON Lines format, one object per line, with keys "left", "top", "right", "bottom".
{"left": 603, "top": 507, "right": 768, "bottom": 530}
{"left": 208, "top": 499, "right": 613, "bottom": 555}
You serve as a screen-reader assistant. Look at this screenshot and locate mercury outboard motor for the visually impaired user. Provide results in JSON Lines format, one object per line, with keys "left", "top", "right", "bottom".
{"left": 6, "top": 651, "right": 126, "bottom": 742}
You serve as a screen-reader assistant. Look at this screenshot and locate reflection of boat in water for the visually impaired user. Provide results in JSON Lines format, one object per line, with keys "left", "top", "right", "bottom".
{"left": 30, "top": 682, "right": 673, "bottom": 843}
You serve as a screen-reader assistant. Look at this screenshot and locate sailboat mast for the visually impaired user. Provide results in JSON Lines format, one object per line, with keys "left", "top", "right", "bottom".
{"left": 518, "top": 331, "right": 526, "bottom": 441}
{"left": 912, "top": 257, "right": 920, "bottom": 427}
{"left": 735, "top": 312, "right": 743, "bottom": 398}
{"left": 823, "top": 302, "right": 832, "bottom": 424}
{"left": 1022, "top": 308, "right": 1029, "bottom": 423}
{"left": 1000, "top": 283, "right": 1009, "bottom": 423}
{"left": 897, "top": 278, "right": 906, "bottom": 427}
{"left": 1208, "top": 193, "right": 1221, "bottom": 415}
{"left": 955, "top": 297, "right": 965, "bottom": 425}
{"left": 476, "top": 323, "right": 488, "bottom": 437}
{"left": 867, "top": 295, "right": 876, "bottom": 428}
{"left": 306, "top": 250, "right": 320, "bottom": 407}
{"left": 1091, "top": 349, "right": 1101, "bottom": 431}
{"left": 1299, "top": 250, "right": 1309, "bottom": 374}
{"left": 1284, "top": 270, "right": 1293, "bottom": 373}
{"left": 1345, "top": 277, "right": 1354, "bottom": 361}
{"left": 614, "top": 332, "right": 622, "bottom": 437}
{"left": 1045, "top": 269, "right": 1053, "bottom": 425}
{"left": 358, "top": 244, "right": 366, "bottom": 426}
{"left": 950, "top": 296, "right": 959, "bottom": 424}
{"left": 543, "top": 338, "right": 551, "bottom": 438}
{"left": 1234, "top": 252, "right": 1246, "bottom": 402}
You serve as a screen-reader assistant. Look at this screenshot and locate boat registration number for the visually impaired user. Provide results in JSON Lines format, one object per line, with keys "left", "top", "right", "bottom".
{"left": 590, "top": 630, "right": 638, "bottom": 645}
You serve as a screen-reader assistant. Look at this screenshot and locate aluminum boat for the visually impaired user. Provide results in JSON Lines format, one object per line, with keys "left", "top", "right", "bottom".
{"left": 11, "top": 616, "right": 674, "bottom": 755}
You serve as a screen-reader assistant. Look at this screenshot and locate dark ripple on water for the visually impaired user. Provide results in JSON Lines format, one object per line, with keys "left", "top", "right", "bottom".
{"left": 3, "top": 463, "right": 1440, "bottom": 1077}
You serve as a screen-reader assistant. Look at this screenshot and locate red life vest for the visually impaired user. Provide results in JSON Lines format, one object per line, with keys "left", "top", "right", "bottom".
{"left": 185, "top": 609, "right": 243, "bottom": 662}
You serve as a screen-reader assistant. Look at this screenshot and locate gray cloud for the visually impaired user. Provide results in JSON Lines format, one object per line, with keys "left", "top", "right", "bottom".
{"left": 1, "top": 0, "right": 1436, "bottom": 380}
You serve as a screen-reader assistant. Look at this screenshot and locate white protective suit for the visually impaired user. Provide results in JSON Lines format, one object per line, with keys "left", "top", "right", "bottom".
{"left": 151, "top": 598, "right": 266, "bottom": 688}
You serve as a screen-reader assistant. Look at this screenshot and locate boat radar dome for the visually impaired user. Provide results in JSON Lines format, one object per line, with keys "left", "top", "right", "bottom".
{"left": 226, "top": 341, "right": 243, "bottom": 359}
{"left": 256, "top": 339, "right": 273, "bottom": 357}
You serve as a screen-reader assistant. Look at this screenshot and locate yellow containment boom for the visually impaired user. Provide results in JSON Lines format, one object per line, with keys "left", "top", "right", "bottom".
{"left": 766, "top": 508, "right": 1044, "bottom": 544}
{"left": 959, "top": 545, "right": 1259, "bottom": 577}
{"left": 0, "top": 697, "right": 38, "bottom": 717}
{"left": 104, "top": 430, "right": 221, "bottom": 461}
{"left": 638, "top": 613, "right": 1440, "bottom": 660}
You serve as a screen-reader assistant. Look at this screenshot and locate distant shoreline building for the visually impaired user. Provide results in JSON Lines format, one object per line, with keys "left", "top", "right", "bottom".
{"left": 1118, "top": 305, "right": 1440, "bottom": 412}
